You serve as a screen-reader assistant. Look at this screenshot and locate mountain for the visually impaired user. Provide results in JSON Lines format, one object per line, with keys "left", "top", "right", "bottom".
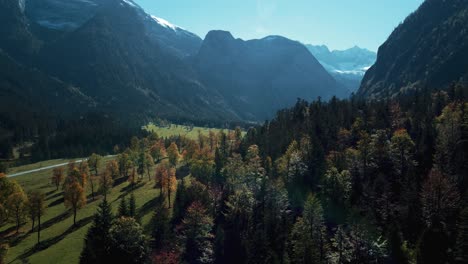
{"left": 306, "top": 44, "right": 376, "bottom": 92}
{"left": 25, "top": 0, "right": 202, "bottom": 58}
{"left": 0, "top": 0, "right": 348, "bottom": 125}
{"left": 0, "top": 49, "right": 93, "bottom": 116}
{"left": 35, "top": 0, "right": 234, "bottom": 122}
{"left": 0, "top": 0, "right": 41, "bottom": 63}
{"left": 359, "top": 0, "right": 468, "bottom": 98}
{"left": 194, "top": 32, "right": 346, "bottom": 120}
{"left": 0, "top": 0, "right": 92, "bottom": 116}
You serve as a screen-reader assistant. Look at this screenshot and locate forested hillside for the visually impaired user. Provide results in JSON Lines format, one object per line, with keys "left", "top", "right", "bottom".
{"left": 2, "top": 85, "right": 466, "bottom": 264}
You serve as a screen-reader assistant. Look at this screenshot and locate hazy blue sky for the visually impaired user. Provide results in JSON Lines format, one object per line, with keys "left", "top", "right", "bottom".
{"left": 134, "top": 0, "right": 424, "bottom": 51}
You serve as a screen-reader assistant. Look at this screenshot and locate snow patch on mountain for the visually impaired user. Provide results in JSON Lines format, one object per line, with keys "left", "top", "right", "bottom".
{"left": 122, "top": 0, "right": 137, "bottom": 8}
{"left": 150, "top": 15, "right": 180, "bottom": 31}
{"left": 18, "top": 0, "right": 25, "bottom": 12}
{"left": 37, "top": 20, "right": 79, "bottom": 30}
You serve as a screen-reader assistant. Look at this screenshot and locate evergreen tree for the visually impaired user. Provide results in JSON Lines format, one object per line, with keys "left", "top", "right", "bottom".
{"left": 289, "top": 194, "right": 327, "bottom": 264}
{"left": 108, "top": 217, "right": 149, "bottom": 264}
{"left": 455, "top": 206, "right": 468, "bottom": 264}
{"left": 179, "top": 202, "right": 214, "bottom": 264}
{"left": 118, "top": 196, "right": 128, "bottom": 218}
{"left": 80, "top": 200, "right": 114, "bottom": 264}
{"left": 151, "top": 195, "right": 170, "bottom": 249}
{"left": 129, "top": 193, "right": 136, "bottom": 218}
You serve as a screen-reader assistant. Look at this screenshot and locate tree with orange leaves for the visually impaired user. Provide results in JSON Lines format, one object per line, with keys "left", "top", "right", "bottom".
{"left": 150, "top": 140, "right": 167, "bottom": 163}
{"left": 106, "top": 160, "right": 120, "bottom": 179}
{"left": 167, "top": 142, "right": 180, "bottom": 167}
{"left": 64, "top": 181, "right": 86, "bottom": 226}
{"left": 155, "top": 162, "right": 169, "bottom": 193}
{"left": 65, "top": 166, "right": 87, "bottom": 189}
{"left": 165, "top": 168, "right": 177, "bottom": 207}
{"left": 155, "top": 162, "right": 177, "bottom": 207}
{"left": 51, "top": 167, "right": 64, "bottom": 191}
{"left": 99, "top": 169, "right": 114, "bottom": 200}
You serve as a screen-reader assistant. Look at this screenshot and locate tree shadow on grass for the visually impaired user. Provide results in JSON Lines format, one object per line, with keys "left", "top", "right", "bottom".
{"left": 12, "top": 215, "right": 94, "bottom": 263}
{"left": 45, "top": 191, "right": 63, "bottom": 201}
{"left": 48, "top": 197, "right": 64, "bottom": 208}
{"left": 8, "top": 210, "right": 72, "bottom": 247}
{"left": 120, "top": 181, "right": 145, "bottom": 194}
{"left": 113, "top": 177, "right": 127, "bottom": 187}
{"left": 44, "top": 189, "right": 57, "bottom": 197}
{"left": 136, "top": 195, "right": 159, "bottom": 220}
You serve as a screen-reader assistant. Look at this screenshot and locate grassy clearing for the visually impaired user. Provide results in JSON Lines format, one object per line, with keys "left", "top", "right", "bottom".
{"left": 143, "top": 123, "right": 226, "bottom": 140}
{"left": 3, "top": 157, "right": 172, "bottom": 264}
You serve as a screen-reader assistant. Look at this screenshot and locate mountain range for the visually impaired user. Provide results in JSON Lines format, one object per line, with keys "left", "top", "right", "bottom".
{"left": 1, "top": 0, "right": 467, "bottom": 127}
{"left": 307, "top": 45, "right": 376, "bottom": 92}
{"left": 0, "top": 0, "right": 348, "bottom": 126}
{"left": 359, "top": 0, "right": 468, "bottom": 98}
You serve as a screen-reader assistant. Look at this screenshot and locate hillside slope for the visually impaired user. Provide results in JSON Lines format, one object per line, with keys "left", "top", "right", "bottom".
{"left": 359, "top": 0, "right": 468, "bottom": 98}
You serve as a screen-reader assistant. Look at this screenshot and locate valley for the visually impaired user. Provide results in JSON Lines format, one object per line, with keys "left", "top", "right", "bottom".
{"left": 1, "top": 0, "right": 468, "bottom": 264}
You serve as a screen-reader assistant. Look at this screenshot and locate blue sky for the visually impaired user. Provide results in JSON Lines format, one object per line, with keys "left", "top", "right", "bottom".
{"left": 134, "top": 0, "right": 424, "bottom": 51}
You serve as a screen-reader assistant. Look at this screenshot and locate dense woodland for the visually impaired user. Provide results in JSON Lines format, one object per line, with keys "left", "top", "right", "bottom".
{"left": 1, "top": 84, "right": 468, "bottom": 264}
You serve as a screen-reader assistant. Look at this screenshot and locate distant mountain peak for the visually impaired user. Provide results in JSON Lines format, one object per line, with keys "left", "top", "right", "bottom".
{"left": 306, "top": 44, "right": 377, "bottom": 92}
{"left": 205, "top": 30, "right": 235, "bottom": 40}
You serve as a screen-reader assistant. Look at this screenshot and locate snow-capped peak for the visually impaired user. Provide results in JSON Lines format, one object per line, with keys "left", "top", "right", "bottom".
{"left": 151, "top": 15, "right": 180, "bottom": 31}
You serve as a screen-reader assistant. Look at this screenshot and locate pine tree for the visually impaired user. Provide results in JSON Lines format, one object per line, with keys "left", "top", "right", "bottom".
{"left": 179, "top": 202, "right": 214, "bottom": 264}
{"left": 151, "top": 195, "right": 170, "bottom": 249}
{"left": 289, "top": 194, "right": 327, "bottom": 264}
{"left": 108, "top": 217, "right": 149, "bottom": 264}
{"left": 118, "top": 196, "right": 128, "bottom": 218}
{"left": 455, "top": 206, "right": 468, "bottom": 264}
{"left": 129, "top": 193, "right": 136, "bottom": 218}
{"left": 80, "top": 200, "right": 114, "bottom": 264}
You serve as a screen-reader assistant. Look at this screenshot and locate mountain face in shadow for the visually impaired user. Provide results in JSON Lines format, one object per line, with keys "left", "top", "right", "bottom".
{"left": 194, "top": 31, "right": 345, "bottom": 120}
{"left": 359, "top": 0, "right": 468, "bottom": 98}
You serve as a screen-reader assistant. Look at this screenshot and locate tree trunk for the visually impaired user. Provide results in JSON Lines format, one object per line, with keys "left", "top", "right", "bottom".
{"left": 16, "top": 212, "right": 20, "bottom": 233}
{"left": 91, "top": 179, "right": 95, "bottom": 201}
{"left": 168, "top": 190, "right": 171, "bottom": 208}
{"left": 37, "top": 216, "right": 41, "bottom": 244}
{"left": 31, "top": 217, "right": 35, "bottom": 232}
{"left": 73, "top": 208, "right": 77, "bottom": 226}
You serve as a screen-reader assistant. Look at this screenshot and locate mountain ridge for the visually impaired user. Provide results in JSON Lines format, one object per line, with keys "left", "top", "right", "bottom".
{"left": 1, "top": 0, "right": 349, "bottom": 126}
